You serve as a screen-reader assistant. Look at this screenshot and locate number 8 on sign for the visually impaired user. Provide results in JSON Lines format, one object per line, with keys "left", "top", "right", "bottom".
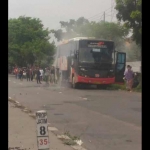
{"left": 40, "top": 126, "right": 46, "bottom": 135}
{"left": 37, "top": 124, "right": 48, "bottom": 136}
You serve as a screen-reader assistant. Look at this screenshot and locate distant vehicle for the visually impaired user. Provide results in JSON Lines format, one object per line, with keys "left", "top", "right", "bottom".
{"left": 54, "top": 37, "right": 126, "bottom": 88}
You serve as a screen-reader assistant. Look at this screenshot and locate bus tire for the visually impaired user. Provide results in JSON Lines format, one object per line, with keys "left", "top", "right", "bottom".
{"left": 97, "top": 84, "right": 108, "bottom": 89}
{"left": 72, "top": 76, "right": 78, "bottom": 89}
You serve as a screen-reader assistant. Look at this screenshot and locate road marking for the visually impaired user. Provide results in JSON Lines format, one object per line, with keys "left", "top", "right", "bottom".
{"left": 71, "top": 145, "right": 87, "bottom": 150}
{"left": 48, "top": 127, "right": 58, "bottom": 131}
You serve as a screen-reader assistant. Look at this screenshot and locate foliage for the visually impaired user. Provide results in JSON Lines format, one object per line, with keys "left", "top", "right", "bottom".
{"left": 115, "top": 0, "right": 142, "bottom": 45}
{"left": 107, "top": 84, "right": 126, "bottom": 90}
{"left": 134, "top": 73, "right": 142, "bottom": 92}
{"left": 8, "top": 16, "right": 55, "bottom": 67}
{"left": 51, "top": 17, "right": 129, "bottom": 42}
{"left": 126, "top": 41, "right": 141, "bottom": 61}
{"left": 52, "top": 16, "right": 141, "bottom": 61}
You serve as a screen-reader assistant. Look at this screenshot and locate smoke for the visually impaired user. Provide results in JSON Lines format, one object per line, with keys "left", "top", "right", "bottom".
{"left": 111, "top": 37, "right": 141, "bottom": 62}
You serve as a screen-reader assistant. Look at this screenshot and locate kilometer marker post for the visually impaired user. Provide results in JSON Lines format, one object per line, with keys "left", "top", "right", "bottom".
{"left": 36, "top": 110, "right": 50, "bottom": 150}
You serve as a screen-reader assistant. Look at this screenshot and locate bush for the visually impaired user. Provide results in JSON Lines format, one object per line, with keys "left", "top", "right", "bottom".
{"left": 134, "top": 73, "right": 142, "bottom": 92}
{"left": 107, "top": 74, "right": 142, "bottom": 93}
{"left": 107, "top": 84, "right": 126, "bottom": 90}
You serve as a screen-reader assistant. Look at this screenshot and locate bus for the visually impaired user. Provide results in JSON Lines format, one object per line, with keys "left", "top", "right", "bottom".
{"left": 54, "top": 37, "right": 126, "bottom": 88}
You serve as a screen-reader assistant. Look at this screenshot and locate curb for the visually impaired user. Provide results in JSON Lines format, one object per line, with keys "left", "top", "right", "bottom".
{"left": 8, "top": 97, "right": 87, "bottom": 150}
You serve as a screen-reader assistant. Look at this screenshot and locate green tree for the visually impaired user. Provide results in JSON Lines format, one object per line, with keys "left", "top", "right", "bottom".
{"left": 8, "top": 16, "right": 55, "bottom": 67}
{"left": 125, "top": 41, "right": 141, "bottom": 61}
{"left": 51, "top": 17, "right": 89, "bottom": 41}
{"left": 51, "top": 17, "right": 129, "bottom": 52}
{"left": 115, "top": 0, "right": 142, "bottom": 45}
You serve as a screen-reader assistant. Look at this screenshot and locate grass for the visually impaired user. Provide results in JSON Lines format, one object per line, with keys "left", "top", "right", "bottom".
{"left": 107, "top": 82, "right": 141, "bottom": 93}
{"left": 107, "top": 84, "right": 126, "bottom": 90}
{"left": 133, "top": 82, "right": 142, "bottom": 92}
{"left": 63, "top": 131, "right": 80, "bottom": 146}
{"left": 63, "top": 139, "right": 77, "bottom": 146}
{"left": 64, "top": 131, "right": 80, "bottom": 140}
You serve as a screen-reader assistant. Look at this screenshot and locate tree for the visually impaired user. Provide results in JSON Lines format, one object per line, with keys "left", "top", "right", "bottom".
{"left": 51, "top": 17, "right": 129, "bottom": 52}
{"left": 50, "top": 17, "right": 89, "bottom": 41}
{"left": 8, "top": 16, "right": 55, "bottom": 67}
{"left": 125, "top": 41, "right": 141, "bottom": 61}
{"left": 115, "top": 0, "right": 142, "bottom": 45}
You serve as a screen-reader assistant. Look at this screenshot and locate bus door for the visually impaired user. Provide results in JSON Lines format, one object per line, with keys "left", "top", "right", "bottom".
{"left": 115, "top": 52, "right": 126, "bottom": 83}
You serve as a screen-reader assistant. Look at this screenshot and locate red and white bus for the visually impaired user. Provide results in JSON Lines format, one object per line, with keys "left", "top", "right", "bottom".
{"left": 54, "top": 37, "right": 126, "bottom": 88}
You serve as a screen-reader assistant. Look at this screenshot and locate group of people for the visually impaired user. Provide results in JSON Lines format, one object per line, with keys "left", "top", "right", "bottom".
{"left": 13, "top": 66, "right": 56, "bottom": 84}
{"left": 12, "top": 65, "right": 138, "bottom": 91}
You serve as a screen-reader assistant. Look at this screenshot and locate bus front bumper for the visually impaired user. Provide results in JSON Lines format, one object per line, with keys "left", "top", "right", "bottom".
{"left": 77, "top": 76, "right": 115, "bottom": 84}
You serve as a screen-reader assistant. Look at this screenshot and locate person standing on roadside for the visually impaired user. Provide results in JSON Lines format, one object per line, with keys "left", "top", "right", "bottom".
{"left": 19, "top": 68, "right": 23, "bottom": 81}
{"left": 40, "top": 68, "right": 44, "bottom": 81}
{"left": 36, "top": 67, "right": 41, "bottom": 84}
{"left": 26, "top": 68, "right": 30, "bottom": 81}
{"left": 30, "top": 67, "right": 34, "bottom": 81}
{"left": 124, "top": 65, "right": 134, "bottom": 92}
{"left": 51, "top": 66, "right": 55, "bottom": 84}
{"left": 23, "top": 69, "right": 26, "bottom": 79}
{"left": 44, "top": 67, "right": 50, "bottom": 85}
{"left": 14, "top": 67, "right": 18, "bottom": 79}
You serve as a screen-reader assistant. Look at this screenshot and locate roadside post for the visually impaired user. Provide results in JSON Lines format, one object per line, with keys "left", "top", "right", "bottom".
{"left": 36, "top": 110, "right": 50, "bottom": 150}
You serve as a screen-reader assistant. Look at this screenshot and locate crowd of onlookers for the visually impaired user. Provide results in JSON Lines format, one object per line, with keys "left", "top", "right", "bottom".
{"left": 11, "top": 66, "right": 56, "bottom": 84}
{"left": 9, "top": 65, "right": 139, "bottom": 90}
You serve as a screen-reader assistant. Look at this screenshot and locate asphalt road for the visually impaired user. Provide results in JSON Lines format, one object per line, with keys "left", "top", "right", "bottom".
{"left": 8, "top": 75, "right": 141, "bottom": 150}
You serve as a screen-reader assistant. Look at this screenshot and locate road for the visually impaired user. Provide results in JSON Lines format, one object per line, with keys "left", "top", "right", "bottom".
{"left": 8, "top": 75, "right": 141, "bottom": 150}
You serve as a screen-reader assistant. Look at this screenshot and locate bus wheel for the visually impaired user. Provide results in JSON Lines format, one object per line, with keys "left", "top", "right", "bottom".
{"left": 97, "top": 85, "right": 108, "bottom": 89}
{"left": 72, "top": 77, "right": 78, "bottom": 89}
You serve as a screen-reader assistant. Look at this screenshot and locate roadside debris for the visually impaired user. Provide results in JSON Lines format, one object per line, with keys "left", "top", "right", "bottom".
{"left": 57, "top": 135, "right": 71, "bottom": 140}
{"left": 75, "top": 140, "right": 83, "bottom": 146}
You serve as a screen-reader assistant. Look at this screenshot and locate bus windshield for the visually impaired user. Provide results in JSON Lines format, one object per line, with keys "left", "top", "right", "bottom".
{"left": 79, "top": 48, "right": 112, "bottom": 63}
{"left": 79, "top": 40, "right": 114, "bottom": 64}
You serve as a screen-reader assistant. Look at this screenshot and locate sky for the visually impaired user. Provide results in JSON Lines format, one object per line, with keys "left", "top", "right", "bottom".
{"left": 9, "top": 0, "right": 117, "bottom": 30}
{"left": 9, "top": 0, "right": 118, "bottom": 43}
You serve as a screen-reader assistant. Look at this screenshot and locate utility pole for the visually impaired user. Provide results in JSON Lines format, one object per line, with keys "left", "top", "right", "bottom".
{"left": 104, "top": 11, "right": 105, "bottom": 22}
{"left": 111, "top": 0, "right": 113, "bottom": 22}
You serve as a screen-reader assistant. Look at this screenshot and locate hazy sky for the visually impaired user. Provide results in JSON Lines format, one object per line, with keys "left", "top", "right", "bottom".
{"left": 9, "top": 0, "right": 117, "bottom": 30}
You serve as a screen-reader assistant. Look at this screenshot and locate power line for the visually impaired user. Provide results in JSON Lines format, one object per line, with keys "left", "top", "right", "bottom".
{"left": 87, "top": 6, "right": 113, "bottom": 20}
{"left": 89, "top": 9, "right": 112, "bottom": 22}
{"left": 53, "top": 2, "right": 116, "bottom": 30}
{"left": 88, "top": 2, "right": 115, "bottom": 22}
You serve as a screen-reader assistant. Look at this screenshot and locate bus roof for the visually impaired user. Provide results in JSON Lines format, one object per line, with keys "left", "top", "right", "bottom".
{"left": 58, "top": 37, "right": 113, "bottom": 46}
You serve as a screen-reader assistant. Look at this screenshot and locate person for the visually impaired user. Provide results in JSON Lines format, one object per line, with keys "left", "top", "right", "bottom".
{"left": 44, "top": 67, "right": 50, "bottom": 85}
{"left": 36, "top": 68, "right": 41, "bottom": 84}
{"left": 124, "top": 65, "right": 134, "bottom": 92}
{"left": 14, "top": 68, "right": 18, "bottom": 79}
{"left": 39, "top": 68, "right": 44, "bottom": 81}
{"left": 30, "top": 68, "right": 34, "bottom": 81}
{"left": 19, "top": 69, "right": 23, "bottom": 81}
{"left": 50, "top": 66, "right": 55, "bottom": 84}
{"left": 23, "top": 69, "right": 26, "bottom": 79}
{"left": 26, "top": 68, "right": 31, "bottom": 81}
